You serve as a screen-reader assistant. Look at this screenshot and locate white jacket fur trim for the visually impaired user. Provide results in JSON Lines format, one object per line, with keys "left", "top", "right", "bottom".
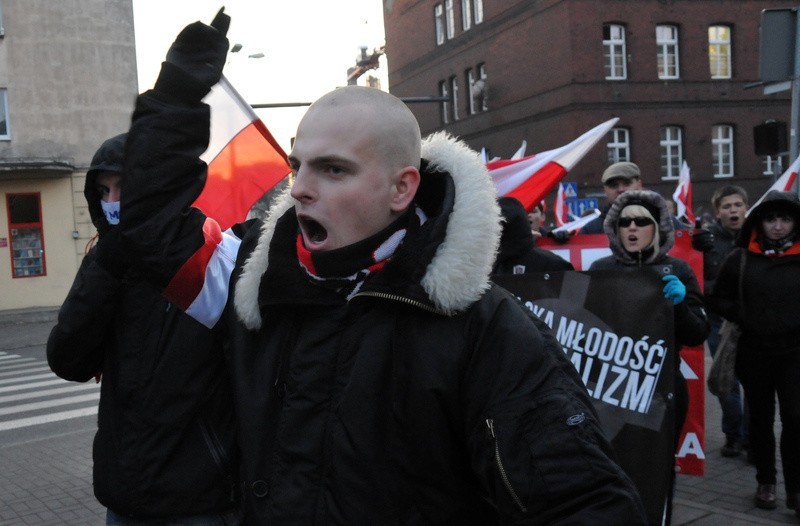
{"left": 234, "top": 132, "right": 501, "bottom": 330}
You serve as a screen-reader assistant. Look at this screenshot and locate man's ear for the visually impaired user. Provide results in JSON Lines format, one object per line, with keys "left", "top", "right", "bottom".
{"left": 390, "top": 166, "right": 421, "bottom": 212}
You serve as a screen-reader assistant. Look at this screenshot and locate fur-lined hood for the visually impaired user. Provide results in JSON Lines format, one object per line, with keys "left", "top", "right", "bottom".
{"left": 603, "top": 190, "right": 675, "bottom": 265}
{"left": 233, "top": 132, "right": 502, "bottom": 330}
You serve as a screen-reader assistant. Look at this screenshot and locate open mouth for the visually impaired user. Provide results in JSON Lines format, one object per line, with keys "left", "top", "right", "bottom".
{"left": 298, "top": 215, "right": 328, "bottom": 244}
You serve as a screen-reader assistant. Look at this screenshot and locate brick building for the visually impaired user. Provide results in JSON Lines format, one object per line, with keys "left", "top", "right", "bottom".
{"left": 383, "top": 0, "right": 796, "bottom": 218}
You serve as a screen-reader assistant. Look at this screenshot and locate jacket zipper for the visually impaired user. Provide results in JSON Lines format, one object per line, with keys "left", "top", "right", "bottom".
{"left": 200, "top": 419, "right": 236, "bottom": 502}
{"left": 486, "top": 418, "right": 527, "bottom": 513}
{"left": 350, "top": 290, "right": 449, "bottom": 315}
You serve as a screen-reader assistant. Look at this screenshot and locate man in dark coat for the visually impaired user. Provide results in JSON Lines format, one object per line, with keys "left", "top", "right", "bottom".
{"left": 494, "top": 196, "right": 574, "bottom": 274}
{"left": 47, "top": 134, "right": 239, "bottom": 522}
{"left": 119, "top": 11, "right": 647, "bottom": 524}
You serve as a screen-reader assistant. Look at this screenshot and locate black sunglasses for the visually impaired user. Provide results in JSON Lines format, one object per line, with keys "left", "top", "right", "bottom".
{"left": 618, "top": 217, "right": 653, "bottom": 227}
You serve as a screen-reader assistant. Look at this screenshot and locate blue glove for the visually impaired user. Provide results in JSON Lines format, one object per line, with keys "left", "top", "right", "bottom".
{"left": 662, "top": 274, "right": 686, "bottom": 305}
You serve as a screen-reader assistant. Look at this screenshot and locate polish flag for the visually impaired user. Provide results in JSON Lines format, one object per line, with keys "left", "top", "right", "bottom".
{"left": 749, "top": 155, "right": 800, "bottom": 213}
{"left": 193, "top": 76, "right": 291, "bottom": 231}
{"left": 490, "top": 118, "right": 619, "bottom": 211}
{"left": 554, "top": 183, "right": 570, "bottom": 226}
{"left": 672, "top": 160, "right": 695, "bottom": 224}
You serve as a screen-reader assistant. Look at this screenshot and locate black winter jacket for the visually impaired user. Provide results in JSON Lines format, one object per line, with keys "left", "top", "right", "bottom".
{"left": 700, "top": 220, "right": 739, "bottom": 294}
{"left": 707, "top": 190, "right": 800, "bottom": 355}
{"left": 120, "top": 76, "right": 646, "bottom": 524}
{"left": 46, "top": 139, "right": 238, "bottom": 519}
{"left": 588, "top": 191, "right": 709, "bottom": 351}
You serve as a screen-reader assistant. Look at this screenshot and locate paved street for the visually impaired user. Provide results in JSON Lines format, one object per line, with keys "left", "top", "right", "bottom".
{"left": 0, "top": 306, "right": 797, "bottom": 525}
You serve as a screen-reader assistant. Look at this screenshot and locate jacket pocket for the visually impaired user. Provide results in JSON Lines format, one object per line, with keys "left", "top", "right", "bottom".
{"left": 486, "top": 418, "right": 528, "bottom": 513}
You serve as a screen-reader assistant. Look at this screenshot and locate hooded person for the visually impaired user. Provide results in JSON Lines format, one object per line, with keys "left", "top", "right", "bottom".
{"left": 707, "top": 190, "right": 800, "bottom": 515}
{"left": 589, "top": 189, "right": 709, "bottom": 525}
{"left": 493, "top": 196, "right": 574, "bottom": 275}
{"left": 46, "top": 133, "right": 240, "bottom": 523}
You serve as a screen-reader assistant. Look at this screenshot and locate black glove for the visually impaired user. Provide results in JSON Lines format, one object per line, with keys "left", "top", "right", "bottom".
{"left": 94, "top": 228, "right": 130, "bottom": 280}
{"left": 547, "top": 229, "right": 571, "bottom": 243}
{"left": 691, "top": 228, "right": 714, "bottom": 252}
{"left": 155, "top": 8, "right": 231, "bottom": 99}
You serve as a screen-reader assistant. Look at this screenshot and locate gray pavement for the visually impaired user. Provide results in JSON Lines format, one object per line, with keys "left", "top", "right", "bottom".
{"left": 0, "top": 307, "right": 797, "bottom": 525}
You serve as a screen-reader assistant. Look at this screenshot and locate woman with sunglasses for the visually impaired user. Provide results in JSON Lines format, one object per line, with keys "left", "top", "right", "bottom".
{"left": 707, "top": 190, "right": 800, "bottom": 516}
{"left": 589, "top": 189, "right": 709, "bottom": 525}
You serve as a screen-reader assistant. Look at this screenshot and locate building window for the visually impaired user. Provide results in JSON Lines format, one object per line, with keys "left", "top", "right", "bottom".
{"left": 477, "top": 63, "right": 488, "bottom": 111}
{"left": 712, "top": 125, "right": 734, "bottom": 178}
{"left": 473, "top": 0, "right": 483, "bottom": 24}
{"left": 603, "top": 24, "right": 627, "bottom": 80}
{"left": 434, "top": 4, "right": 445, "bottom": 46}
{"left": 461, "top": 0, "right": 472, "bottom": 31}
{"left": 439, "top": 80, "right": 449, "bottom": 124}
{"left": 0, "top": 89, "right": 10, "bottom": 139}
{"left": 709, "top": 25, "right": 732, "bottom": 79}
{"left": 607, "top": 128, "right": 631, "bottom": 163}
{"left": 6, "top": 193, "right": 46, "bottom": 278}
{"left": 450, "top": 76, "right": 459, "bottom": 121}
{"left": 659, "top": 126, "right": 683, "bottom": 180}
{"left": 656, "top": 25, "right": 679, "bottom": 80}
{"left": 466, "top": 69, "right": 476, "bottom": 114}
{"left": 445, "top": 0, "right": 455, "bottom": 39}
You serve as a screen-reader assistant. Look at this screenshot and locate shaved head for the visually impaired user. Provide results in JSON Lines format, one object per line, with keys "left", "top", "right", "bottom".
{"left": 301, "top": 86, "right": 421, "bottom": 172}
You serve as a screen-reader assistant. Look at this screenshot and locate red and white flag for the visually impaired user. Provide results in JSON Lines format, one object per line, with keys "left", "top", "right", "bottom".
{"left": 672, "top": 160, "right": 695, "bottom": 224}
{"left": 489, "top": 118, "right": 619, "bottom": 211}
{"left": 749, "top": 155, "right": 800, "bottom": 212}
{"left": 193, "top": 76, "right": 291, "bottom": 231}
{"left": 551, "top": 209, "right": 601, "bottom": 234}
{"left": 554, "top": 183, "right": 570, "bottom": 227}
{"left": 510, "top": 140, "right": 527, "bottom": 160}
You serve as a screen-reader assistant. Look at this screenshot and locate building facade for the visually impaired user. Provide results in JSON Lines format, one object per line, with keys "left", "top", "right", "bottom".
{"left": 0, "top": 0, "right": 137, "bottom": 311}
{"left": 384, "top": 0, "right": 795, "bottom": 218}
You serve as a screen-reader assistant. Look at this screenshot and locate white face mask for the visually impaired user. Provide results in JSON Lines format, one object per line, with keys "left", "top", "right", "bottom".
{"left": 101, "top": 200, "right": 120, "bottom": 225}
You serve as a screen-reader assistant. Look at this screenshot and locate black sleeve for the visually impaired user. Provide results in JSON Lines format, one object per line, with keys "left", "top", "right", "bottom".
{"left": 46, "top": 251, "right": 120, "bottom": 382}
{"left": 463, "top": 287, "right": 647, "bottom": 524}
{"left": 705, "top": 248, "right": 744, "bottom": 323}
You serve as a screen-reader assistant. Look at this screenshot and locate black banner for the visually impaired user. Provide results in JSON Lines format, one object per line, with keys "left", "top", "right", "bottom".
{"left": 495, "top": 269, "right": 675, "bottom": 525}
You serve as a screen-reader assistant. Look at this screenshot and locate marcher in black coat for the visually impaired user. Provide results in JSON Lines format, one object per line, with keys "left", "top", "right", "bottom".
{"left": 494, "top": 196, "right": 574, "bottom": 275}
{"left": 707, "top": 190, "right": 800, "bottom": 515}
{"left": 589, "top": 189, "right": 709, "bottom": 525}
{"left": 46, "top": 134, "right": 239, "bottom": 522}
{"left": 116, "top": 12, "right": 647, "bottom": 524}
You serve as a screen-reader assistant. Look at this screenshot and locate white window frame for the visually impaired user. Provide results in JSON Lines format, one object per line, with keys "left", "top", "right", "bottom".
{"left": 473, "top": 0, "right": 483, "bottom": 25}
{"left": 656, "top": 25, "right": 679, "bottom": 80}
{"left": 439, "top": 80, "right": 449, "bottom": 124}
{"left": 0, "top": 89, "right": 10, "bottom": 140}
{"left": 450, "top": 76, "right": 459, "bottom": 121}
{"left": 709, "top": 25, "right": 731, "bottom": 79}
{"left": 660, "top": 126, "right": 683, "bottom": 180}
{"left": 434, "top": 4, "right": 445, "bottom": 46}
{"left": 461, "top": 0, "right": 472, "bottom": 31}
{"left": 712, "top": 125, "right": 734, "bottom": 178}
{"left": 445, "top": 0, "right": 455, "bottom": 39}
{"left": 607, "top": 128, "right": 630, "bottom": 163}
{"left": 603, "top": 24, "right": 627, "bottom": 80}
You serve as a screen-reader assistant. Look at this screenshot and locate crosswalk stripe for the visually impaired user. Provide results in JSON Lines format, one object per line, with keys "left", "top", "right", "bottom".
{"left": 0, "top": 382, "right": 99, "bottom": 404}
{"left": 0, "top": 393, "right": 100, "bottom": 416}
{"left": 0, "top": 372, "right": 56, "bottom": 385}
{"left": 0, "top": 378, "right": 72, "bottom": 393}
{"left": 0, "top": 365, "right": 51, "bottom": 377}
{"left": 0, "top": 357, "right": 35, "bottom": 365}
{"left": 0, "top": 406, "right": 98, "bottom": 431}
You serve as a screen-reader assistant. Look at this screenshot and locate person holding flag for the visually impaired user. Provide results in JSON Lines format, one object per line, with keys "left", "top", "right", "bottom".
{"left": 117, "top": 10, "right": 646, "bottom": 524}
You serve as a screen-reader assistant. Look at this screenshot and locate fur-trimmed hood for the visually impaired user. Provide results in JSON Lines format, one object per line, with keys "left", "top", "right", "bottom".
{"left": 603, "top": 190, "right": 675, "bottom": 265}
{"left": 234, "top": 132, "right": 501, "bottom": 330}
{"left": 739, "top": 190, "right": 800, "bottom": 248}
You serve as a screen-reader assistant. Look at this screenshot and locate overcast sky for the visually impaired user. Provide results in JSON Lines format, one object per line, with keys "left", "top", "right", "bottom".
{"left": 132, "top": 0, "right": 387, "bottom": 151}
